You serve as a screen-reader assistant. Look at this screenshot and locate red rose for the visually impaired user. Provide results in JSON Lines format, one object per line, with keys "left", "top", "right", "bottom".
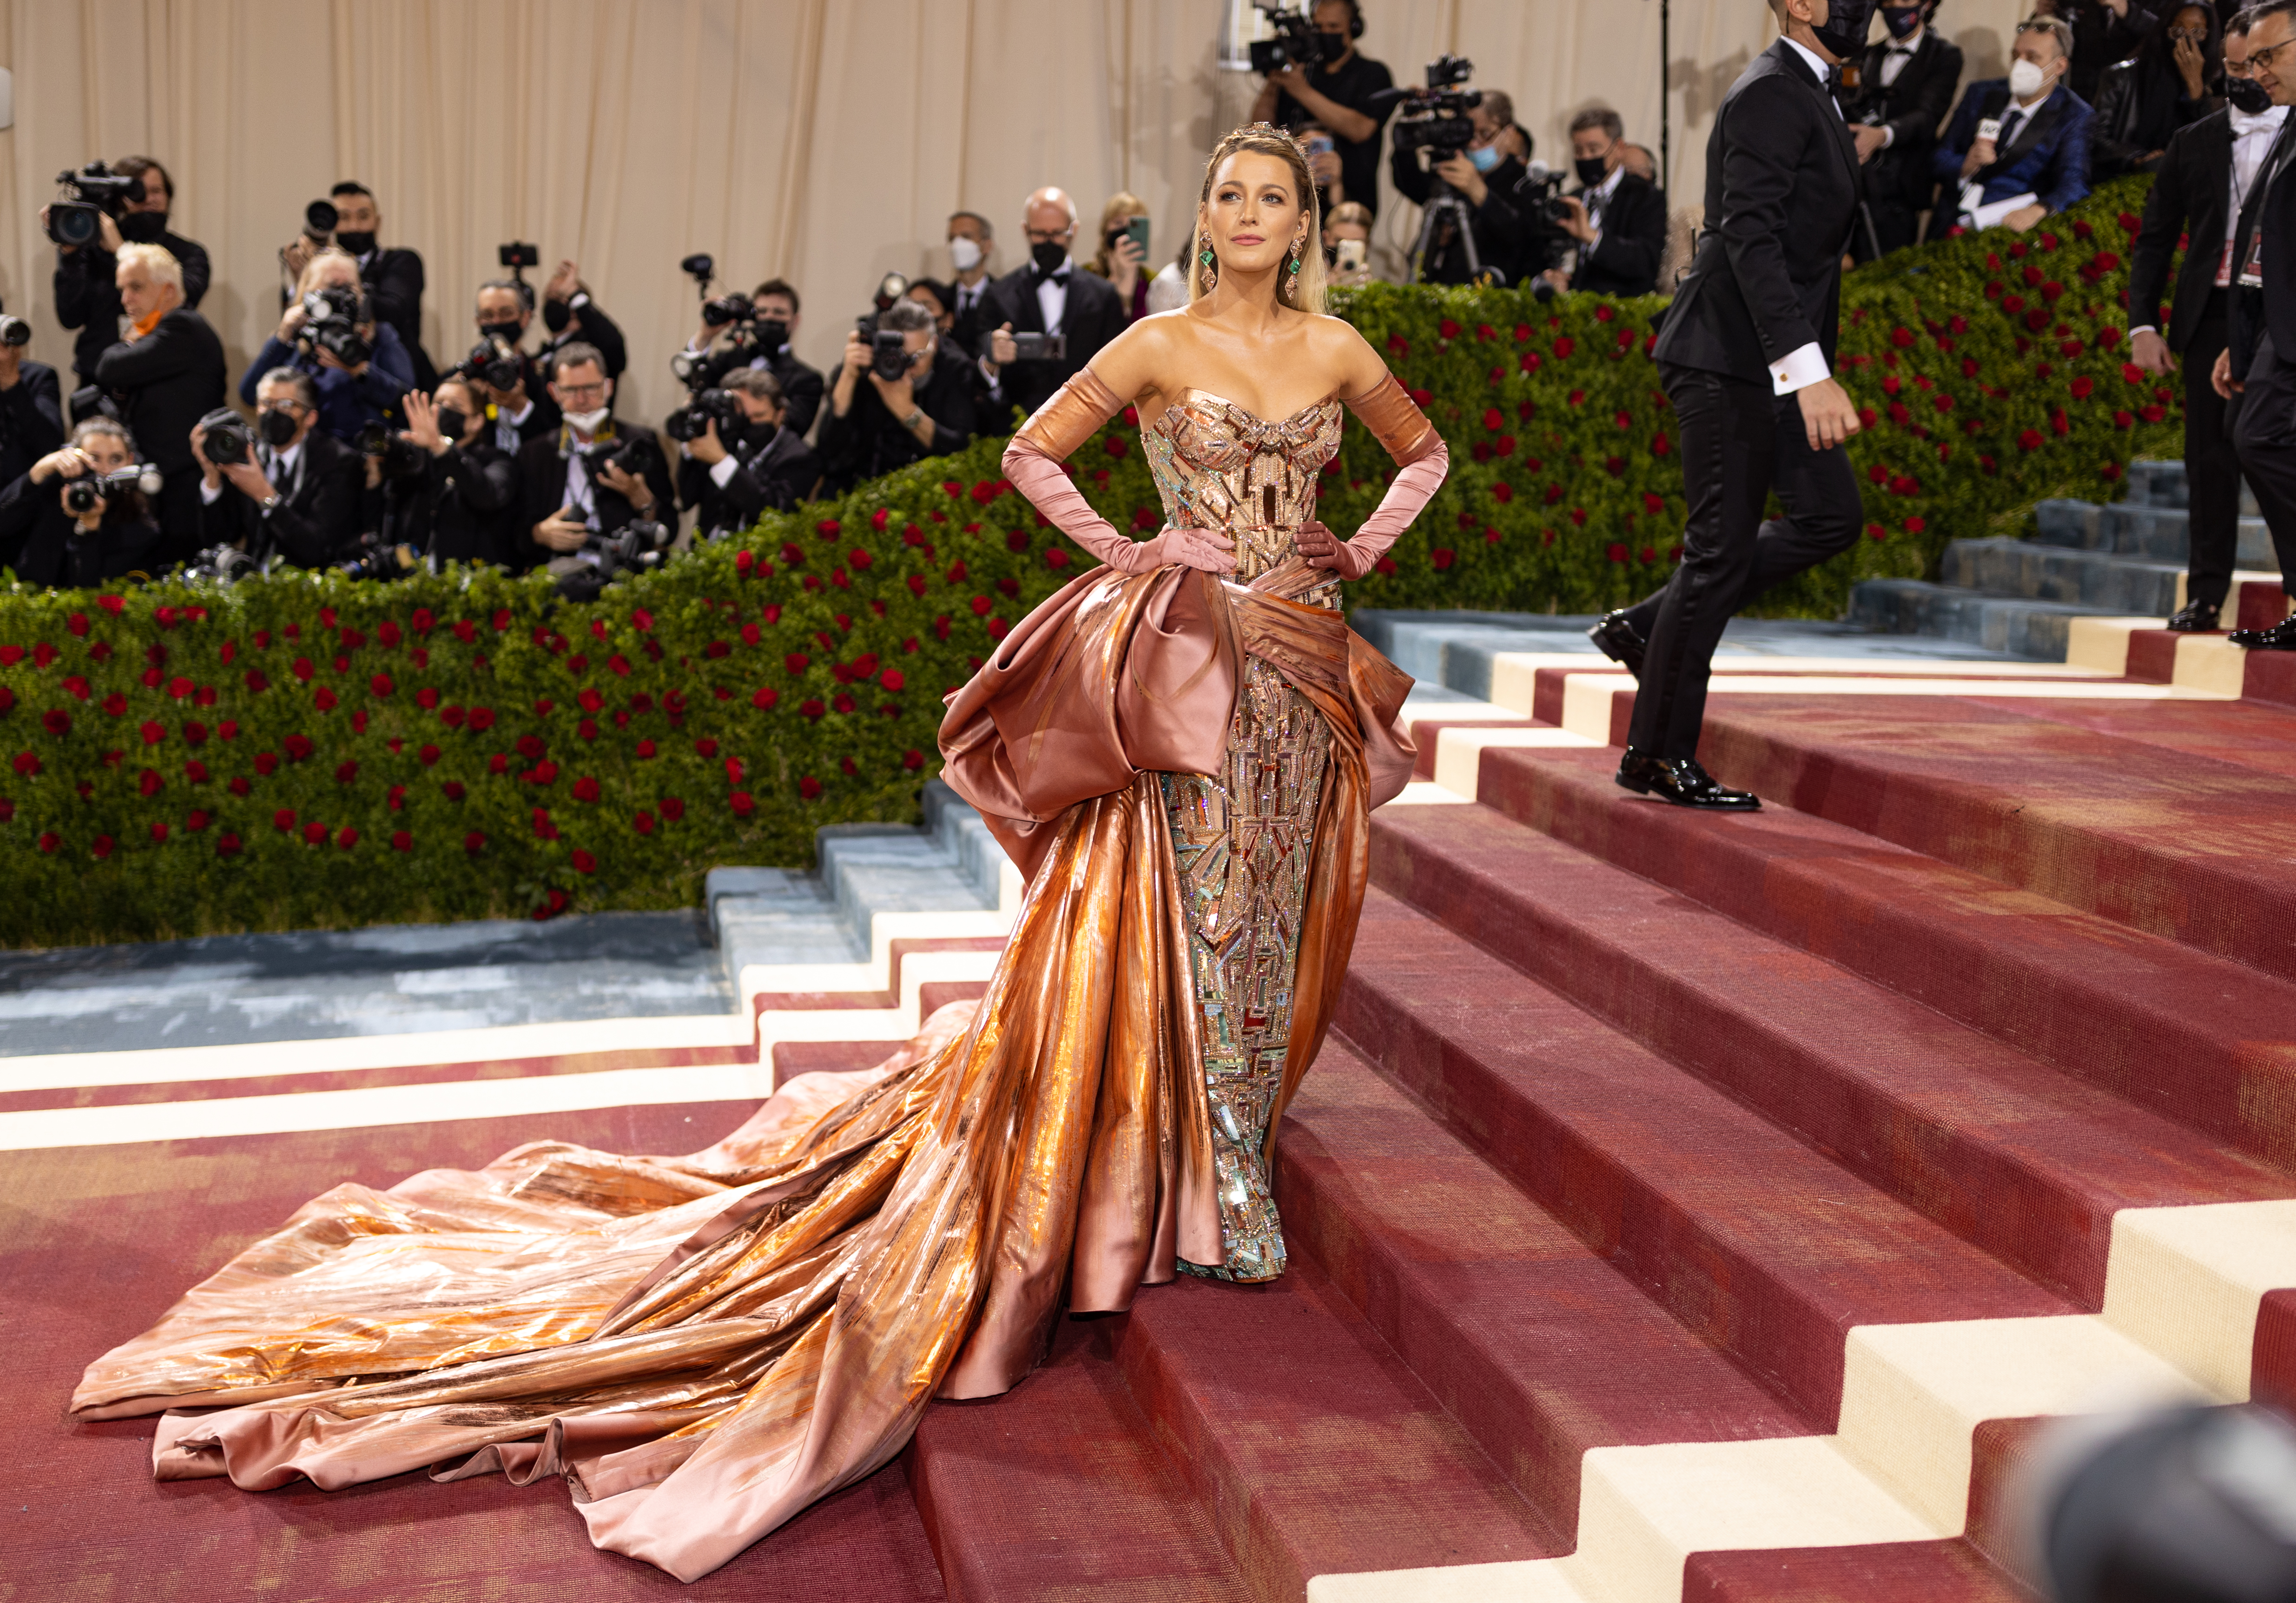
{"left": 444, "top": 780, "right": 467, "bottom": 801}
{"left": 314, "top": 686, "right": 338, "bottom": 712}
{"left": 185, "top": 760, "right": 208, "bottom": 782}
{"left": 660, "top": 797, "right": 686, "bottom": 822}
{"left": 213, "top": 831, "right": 240, "bottom": 857}
{"left": 370, "top": 673, "right": 394, "bottom": 697}
{"left": 631, "top": 608, "right": 654, "bottom": 632}
{"left": 139, "top": 719, "right": 163, "bottom": 745}
{"left": 1430, "top": 548, "right": 1455, "bottom": 570}
{"left": 92, "top": 834, "right": 114, "bottom": 860}
{"left": 38, "top": 831, "right": 59, "bottom": 853}
{"left": 632, "top": 809, "right": 656, "bottom": 835}
{"left": 42, "top": 709, "right": 68, "bottom": 736}
{"left": 273, "top": 808, "right": 297, "bottom": 832}
{"left": 880, "top": 669, "right": 905, "bottom": 692}
{"left": 468, "top": 706, "right": 496, "bottom": 731}
{"left": 463, "top": 830, "right": 486, "bottom": 854}
{"left": 1606, "top": 543, "right": 1630, "bottom": 563}
{"left": 798, "top": 775, "right": 822, "bottom": 800}
{"left": 573, "top": 775, "right": 601, "bottom": 802}
{"left": 1554, "top": 336, "right": 1576, "bottom": 359}
{"left": 302, "top": 821, "right": 328, "bottom": 846}
{"left": 186, "top": 810, "right": 209, "bottom": 832}
{"left": 2019, "top": 428, "right": 2044, "bottom": 450}
{"left": 729, "top": 790, "right": 755, "bottom": 816}
{"left": 139, "top": 768, "right": 163, "bottom": 797}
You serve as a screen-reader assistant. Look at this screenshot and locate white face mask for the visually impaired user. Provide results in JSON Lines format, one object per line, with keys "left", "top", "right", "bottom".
{"left": 949, "top": 237, "right": 983, "bottom": 272}
{"left": 564, "top": 406, "right": 609, "bottom": 434}
{"left": 2008, "top": 58, "right": 2050, "bottom": 99}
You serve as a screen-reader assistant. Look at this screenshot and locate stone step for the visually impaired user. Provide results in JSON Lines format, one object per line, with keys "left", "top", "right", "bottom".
{"left": 2121, "top": 457, "right": 2259, "bottom": 515}
{"left": 2033, "top": 498, "right": 2278, "bottom": 569}
{"left": 1940, "top": 538, "right": 2184, "bottom": 615}
{"left": 1845, "top": 579, "right": 2126, "bottom": 659}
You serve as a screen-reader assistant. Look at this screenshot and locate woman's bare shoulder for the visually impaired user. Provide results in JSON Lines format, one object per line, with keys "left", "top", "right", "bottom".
{"left": 1090, "top": 312, "right": 1193, "bottom": 401}
{"left": 1300, "top": 311, "right": 1388, "bottom": 396}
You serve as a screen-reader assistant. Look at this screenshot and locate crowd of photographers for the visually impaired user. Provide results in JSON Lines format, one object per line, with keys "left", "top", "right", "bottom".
{"left": 4, "top": 0, "right": 2209, "bottom": 599}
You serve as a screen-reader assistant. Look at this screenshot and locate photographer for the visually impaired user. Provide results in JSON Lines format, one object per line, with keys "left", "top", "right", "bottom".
{"left": 377, "top": 380, "right": 523, "bottom": 571}
{"left": 1543, "top": 107, "right": 1668, "bottom": 297}
{"left": 678, "top": 280, "right": 823, "bottom": 439}
{"left": 819, "top": 301, "right": 975, "bottom": 495}
{"left": 238, "top": 248, "right": 416, "bottom": 444}
{"left": 678, "top": 368, "right": 820, "bottom": 541}
{"left": 285, "top": 182, "right": 435, "bottom": 388}
{"left": 0, "top": 310, "right": 67, "bottom": 492}
{"left": 1251, "top": 0, "right": 1397, "bottom": 219}
{"left": 979, "top": 188, "right": 1128, "bottom": 421}
{"left": 49, "top": 157, "right": 211, "bottom": 389}
{"left": 462, "top": 279, "right": 562, "bottom": 452}
{"left": 539, "top": 258, "right": 629, "bottom": 383}
{"left": 1391, "top": 88, "right": 1533, "bottom": 285}
{"left": 193, "top": 369, "right": 363, "bottom": 570}
{"left": 0, "top": 420, "right": 163, "bottom": 588}
{"left": 519, "top": 343, "right": 674, "bottom": 597}
{"left": 91, "top": 243, "right": 225, "bottom": 560}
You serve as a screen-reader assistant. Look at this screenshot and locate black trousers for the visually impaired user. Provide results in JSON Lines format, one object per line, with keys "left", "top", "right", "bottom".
{"left": 2180, "top": 299, "right": 2243, "bottom": 608}
{"left": 2230, "top": 331, "right": 2296, "bottom": 599}
{"left": 1620, "top": 364, "right": 1863, "bottom": 760}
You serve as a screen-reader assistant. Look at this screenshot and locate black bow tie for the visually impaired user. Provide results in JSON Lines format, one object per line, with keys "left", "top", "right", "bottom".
{"left": 1889, "top": 46, "right": 1915, "bottom": 55}
{"left": 1031, "top": 264, "right": 1071, "bottom": 286}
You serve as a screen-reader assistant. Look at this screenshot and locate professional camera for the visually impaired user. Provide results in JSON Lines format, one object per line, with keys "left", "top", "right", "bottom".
{"left": 1389, "top": 56, "right": 1483, "bottom": 161}
{"left": 46, "top": 163, "right": 146, "bottom": 249}
{"left": 664, "top": 387, "right": 745, "bottom": 444}
{"left": 454, "top": 335, "right": 524, "bottom": 392}
{"left": 576, "top": 431, "right": 663, "bottom": 490}
{"left": 337, "top": 529, "right": 420, "bottom": 582}
{"left": 592, "top": 516, "right": 673, "bottom": 577}
{"left": 1247, "top": 0, "right": 1342, "bottom": 74}
{"left": 358, "top": 420, "right": 428, "bottom": 481}
{"left": 1517, "top": 159, "right": 1570, "bottom": 223}
{"left": 854, "top": 312, "right": 911, "bottom": 380}
{"left": 185, "top": 544, "right": 262, "bottom": 584}
{"left": 670, "top": 254, "right": 768, "bottom": 388}
{"left": 198, "top": 407, "right": 256, "bottom": 467}
{"left": 297, "top": 285, "right": 374, "bottom": 368}
{"left": 302, "top": 198, "right": 339, "bottom": 240}
{"left": 0, "top": 301, "right": 30, "bottom": 348}
{"left": 62, "top": 462, "right": 163, "bottom": 516}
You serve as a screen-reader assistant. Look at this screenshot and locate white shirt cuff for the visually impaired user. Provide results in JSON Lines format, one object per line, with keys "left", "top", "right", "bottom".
{"left": 199, "top": 479, "right": 223, "bottom": 505}
{"left": 2129, "top": 325, "right": 2159, "bottom": 337}
{"left": 1771, "top": 342, "right": 1831, "bottom": 396}
{"left": 1881, "top": 125, "right": 1896, "bottom": 149}
{"left": 708, "top": 454, "right": 740, "bottom": 488}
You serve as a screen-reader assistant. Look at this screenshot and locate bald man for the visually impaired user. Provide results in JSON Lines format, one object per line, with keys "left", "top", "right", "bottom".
{"left": 977, "top": 186, "right": 1128, "bottom": 423}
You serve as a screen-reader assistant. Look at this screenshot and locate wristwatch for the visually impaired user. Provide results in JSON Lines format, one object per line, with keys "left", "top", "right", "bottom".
{"left": 259, "top": 492, "right": 282, "bottom": 514}
{"left": 903, "top": 407, "right": 926, "bottom": 431}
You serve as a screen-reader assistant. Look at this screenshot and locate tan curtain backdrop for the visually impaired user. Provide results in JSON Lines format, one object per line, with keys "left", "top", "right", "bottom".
{"left": 0, "top": 0, "right": 2036, "bottom": 434}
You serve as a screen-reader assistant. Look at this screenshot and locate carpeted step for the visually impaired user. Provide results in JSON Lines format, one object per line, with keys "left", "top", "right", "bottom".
{"left": 1686, "top": 695, "right": 2296, "bottom": 985}
{"left": 1682, "top": 1540, "right": 2025, "bottom": 1603}
{"left": 1331, "top": 887, "right": 2071, "bottom": 1432}
{"left": 1273, "top": 1042, "right": 1808, "bottom": 1540}
{"left": 1458, "top": 742, "right": 2296, "bottom": 1181}
{"left": 1363, "top": 801, "right": 2295, "bottom": 1304}
{"left": 905, "top": 1317, "right": 1249, "bottom": 1603}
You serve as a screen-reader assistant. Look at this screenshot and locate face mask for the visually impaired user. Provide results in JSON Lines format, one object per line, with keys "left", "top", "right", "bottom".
{"left": 1030, "top": 239, "right": 1069, "bottom": 275}
{"left": 1883, "top": 6, "right": 1922, "bottom": 39}
{"left": 756, "top": 319, "right": 790, "bottom": 352}
{"left": 745, "top": 419, "right": 779, "bottom": 449}
{"left": 435, "top": 406, "right": 468, "bottom": 441}
{"left": 1576, "top": 155, "right": 1610, "bottom": 186}
{"left": 1468, "top": 144, "right": 1503, "bottom": 173}
{"left": 118, "top": 211, "right": 166, "bottom": 244}
{"left": 564, "top": 406, "right": 610, "bottom": 434}
{"left": 542, "top": 298, "right": 570, "bottom": 334}
{"left": 949, "top": 237, "right": 984, "bottom": 272}
{"left": 2008, "top": 58, "right": 2050, "bottom": 98}
{"left": 258, "top": 408, "right": 300, "bottom": 447}
{"left": 2228, "top": 73, "right": 2275, "bottom": 115}
{"left": 334, "top": 230, "right": 376, "bottom": 257}
{"left": 479, "top": 319, "right": 523, "bottom": 345}
{"left": 1809, "top": 0, "right": 1879, "bottom": 60}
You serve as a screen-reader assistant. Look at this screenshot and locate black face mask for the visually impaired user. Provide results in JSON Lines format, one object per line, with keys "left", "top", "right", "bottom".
{"left": 1882, "top": 6, "right": 1922, "bottom": 40}
{"left": 478, "top": 319, "right": 523, "bottom": 346}
{"left": 1809, "top": 0, "right": 1879, "bottom": 62}
{"left": 435, "top": 406, "right": 468, "bottom": 442}
{"left": 542, "top": 297, "right": 571, "bottom": 334}
{"left": 334, "top": 230, "right": 376, "bottom": 258}
{"left": 1030, "top": 240, "right": 1069, "bottom": 276}
{"left": 755, "top": 319, "right": 790, "bottom": 353}
{"left": 258, "top": 408, "right": 300, "bottom": 447}
{"left": 2227, "top": 73, "right": 2275, "bottom": 114}
{"left": 118, "top": 210, "right": 167, "bottom": 244}
{"left": 1576, "top": 156, "right": 1610, "bottom": 186}
{"left": 744, "top": 419, "right": 779, "bottom": 451}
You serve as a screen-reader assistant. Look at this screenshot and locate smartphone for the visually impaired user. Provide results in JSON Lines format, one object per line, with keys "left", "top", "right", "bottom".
{"left": 1305, "top": 133, "right": 1337, "bottom": 158}
{"left": 1336, "top": 238, "right": 1367, "bottom": 272}
{"left": 1010, "top": 332, "right": 1067, "bottom": 361}
{"left": 1110, "top": 217, "right": 1150, "bottom": 262}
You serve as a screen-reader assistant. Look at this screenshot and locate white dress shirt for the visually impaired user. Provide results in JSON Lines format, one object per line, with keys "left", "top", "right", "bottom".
{"left": 1582, "top": 163, "right": 1627, "bottom": 256}
{"left": 1771, "top": 36, "right": 1845, "bottom": 396}
{"left": 2131, "top": 104, "right": 2289, "bottom": 338}
{"left": 1034, "top": 258, "right": 1073, "bottom": 337}
{"left": 1874, "top": 24, "right": 1925, "bottom": 147}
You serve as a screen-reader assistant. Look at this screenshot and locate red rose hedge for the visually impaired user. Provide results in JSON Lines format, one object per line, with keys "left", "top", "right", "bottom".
{"left": 0, "top": 179, "right": 2172, "bottom": 946}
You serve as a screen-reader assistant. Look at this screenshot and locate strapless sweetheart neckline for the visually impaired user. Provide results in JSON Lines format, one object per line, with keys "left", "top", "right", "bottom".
{"left": 1156, "top": 388, "right": 1341, "bottom": 432}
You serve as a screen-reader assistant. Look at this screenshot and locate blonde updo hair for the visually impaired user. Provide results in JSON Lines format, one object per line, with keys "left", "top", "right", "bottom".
{"left": 296, "top": 246, "right": 364, "bottom": 302}
{"left": 1189, "top": 123, "right": 1327, "bottom": 315}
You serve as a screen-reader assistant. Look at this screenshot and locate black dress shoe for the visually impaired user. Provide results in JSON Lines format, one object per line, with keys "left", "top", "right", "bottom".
{"left": 2165, "top": 599, "right": 2221, "bottom": 632}
{"left": 1615, "top": 748, "right": 1762, "bottom": 810}
{"left": 1587, "top": 610, "right": 1647, "bottom": 679}
{"left": 2229, "top": 616, "right": 2296, "bottom": 650}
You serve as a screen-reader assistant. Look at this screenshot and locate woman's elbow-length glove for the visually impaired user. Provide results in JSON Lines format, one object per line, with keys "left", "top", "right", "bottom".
{"left": 1299, "top": 372, "right": 1449, "bottom": 579}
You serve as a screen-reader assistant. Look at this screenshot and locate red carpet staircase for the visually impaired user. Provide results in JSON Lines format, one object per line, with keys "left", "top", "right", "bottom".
{"left": 900, "top": 682, "right": 2296, "bottom": 1603}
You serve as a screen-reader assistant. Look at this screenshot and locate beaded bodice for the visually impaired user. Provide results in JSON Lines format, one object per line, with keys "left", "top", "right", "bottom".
{"left": 1142, "top": 390, "right": 1344, "bottom": 588}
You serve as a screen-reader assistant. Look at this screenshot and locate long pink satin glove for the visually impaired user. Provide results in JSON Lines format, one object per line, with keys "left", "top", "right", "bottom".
{"left": 1298, "top": 436, "right": 1451, "bottom": 579}
{"left": 1002, "top": 435, "right": 1237, "bottom": 574}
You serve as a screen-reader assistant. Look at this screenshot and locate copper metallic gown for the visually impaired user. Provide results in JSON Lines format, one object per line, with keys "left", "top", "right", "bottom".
{"left": 72, "top": 374, "right": 1437, "bottom": 1583}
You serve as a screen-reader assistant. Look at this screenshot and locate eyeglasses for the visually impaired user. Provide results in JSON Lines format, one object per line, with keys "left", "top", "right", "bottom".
{"left": 2251, "top": 36, "right": 2296, "bottom": 69}
{"left": 555, "top": 381, "right": 607, "bottom": 401}
{"left": 257, "top": 400, "right": 306, "bottom": 415}
{"left": 1023, "top": 226, "right": 1072, "bottom": 244}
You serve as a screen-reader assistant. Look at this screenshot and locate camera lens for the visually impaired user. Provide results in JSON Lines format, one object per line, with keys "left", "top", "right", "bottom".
{"left": 306, "top": 199, "right": 338, "bottom": 235}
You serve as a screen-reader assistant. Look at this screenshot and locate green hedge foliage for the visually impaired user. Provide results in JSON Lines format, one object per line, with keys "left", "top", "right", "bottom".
{"left": 0, "top": 177, "right": 2174, "bottom": 946}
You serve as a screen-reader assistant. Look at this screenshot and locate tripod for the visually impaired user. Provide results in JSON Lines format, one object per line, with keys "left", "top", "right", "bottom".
{"left": 1410, "top": 175, "right": 1506, "bottom": 287}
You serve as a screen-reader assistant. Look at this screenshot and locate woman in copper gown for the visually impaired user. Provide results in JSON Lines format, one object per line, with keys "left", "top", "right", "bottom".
{"left": 72, "top": 125, "right": 1448, "bottom": 1583}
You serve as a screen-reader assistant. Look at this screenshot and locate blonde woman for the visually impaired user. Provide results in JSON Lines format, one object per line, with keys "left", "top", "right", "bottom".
{"left": 1084, "top": 189, "right": 1153, "bottom": 320}
{"left": 240, "top": 244, "right": 414, "bottom": 441}
{"left": 74, "top": 125, "right": 1446, "bottom": 1584}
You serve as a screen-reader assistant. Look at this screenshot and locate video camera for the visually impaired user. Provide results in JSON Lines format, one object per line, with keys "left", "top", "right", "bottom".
{"left": 1387, "top": 55, "right": 1484, "bottom": 163}
{"left": 47, "top": 163, "right": 146, "bottom": 249}
{"left": 297, "top": 285, "right": 374, "bottom": 369}
{"left": 62, "top": 462, "right": 163, "bottom": 517}
{"left": 1248, "top": 0, "right": 1344, "bottom": 74}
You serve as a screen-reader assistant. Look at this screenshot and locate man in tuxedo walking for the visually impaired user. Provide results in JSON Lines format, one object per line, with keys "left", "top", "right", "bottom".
{"left": 1595, "top": 0, "right": 1871, "bottom": 809}
{"left": 2218, "top": 0, "right": 2296, "bottom": 650}
{"left": 1841, "top": 0, "right": 1965, "bottom": 256}
{"left": 2133, "top": 11, "right": 2283, "bottom": 633}
{"left": 977, "top": 188, "right": 1128, "bottom": 427}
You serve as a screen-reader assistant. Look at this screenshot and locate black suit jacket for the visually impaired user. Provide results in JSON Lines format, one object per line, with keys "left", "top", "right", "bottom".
{"left": 679, "top": 425, "right": 820, "bottom": 540}
{"left": 515, "top": 424, "right": 677, "bottom": 569}
{"left": 2062, "top": 0, "right": 2162, "bottom": 105}
{"left": 1392, "top": 149, "right": 1533, "bottom": 285}
{"left": 2131, "top": 109, "right": 2235, "bottom": 353}
{"left": 770, "top": 352, "right": 825, "bottom": 441}
{"left": 358, "top": 247, "right": 433, "bottom": 389}
{"left": 541, "top": 294, "right": 629, "bottom": 382}
{"left": 0, "top": 471, "right": 165, "bottom": 586}
{"left": 200, "top": 430, "right": 365, "bottom": 569}
{"left": 2230, "top": 117, "right": 2296, "bottom": 375}
{"left": 1843, "top": 29, "right": 1966, "bottom": 210}
{"left": 379, "top": 438, "right": 523, "bottom": 570}
{"left": 2092, "top": 53, "right": 2211, "bottom": 181}
{"left": 947, "top": 277, "right": 1000, "bottom": 359}
{"left": 818, "top": 343, "right": 979, "bottom": 495}
{"left": 1653, "top": 40, "right": 1862, "bottom": 385}
{"left": 93, "top": 308, "right": 226, "bottom": 478}
{"left": 1571, "top": 173, "right": 1668, "bottom": 298}
{"left": 983, "top": 265, "right": 1127, "bottom": 424}
{"left": 0, "top": 363, "right": 67, "bottom": 491}
{"left": 55, "top": 230, "right": 212, "bottom": 384}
